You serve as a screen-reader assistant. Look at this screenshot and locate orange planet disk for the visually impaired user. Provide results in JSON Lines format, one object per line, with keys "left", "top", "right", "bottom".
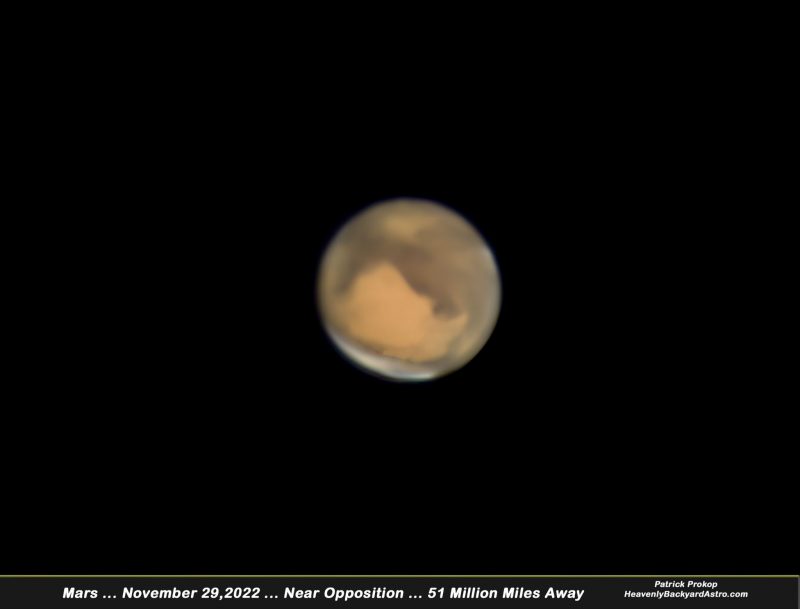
{"left": 317, "top": 198, "right": 501, "bottom": 381}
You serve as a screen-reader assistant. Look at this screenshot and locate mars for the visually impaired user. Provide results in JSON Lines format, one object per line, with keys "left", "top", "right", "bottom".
{"left": 317, "top": 198, "right": 501, "bottom": 380}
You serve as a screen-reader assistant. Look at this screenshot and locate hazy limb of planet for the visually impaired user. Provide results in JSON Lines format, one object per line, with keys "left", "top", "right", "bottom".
{"left": 317, "top": 198, "right": 501, "bottom": 381}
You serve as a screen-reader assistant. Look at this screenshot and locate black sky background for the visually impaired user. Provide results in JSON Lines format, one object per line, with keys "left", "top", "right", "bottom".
{"left": 3, "top": 7, "right": 795, "bottom": 575}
